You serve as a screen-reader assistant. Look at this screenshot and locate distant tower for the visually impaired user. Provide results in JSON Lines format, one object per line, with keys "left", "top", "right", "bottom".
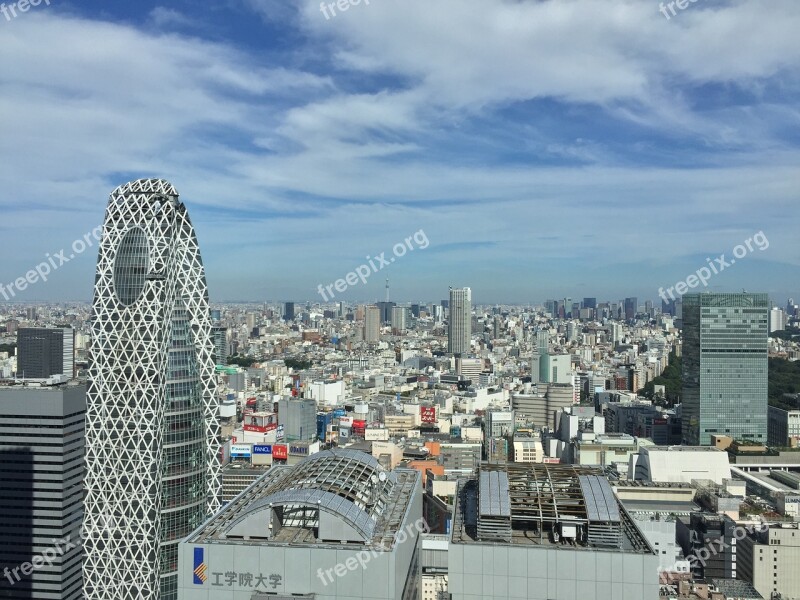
{"left": 448, "top": 287, "right": 472, "bottom": 356}
{"left": 385, "top": 277, "right": 390, "bottom": 302}
{"left": 365, "top": 305, "right": 381, "bottom": 342}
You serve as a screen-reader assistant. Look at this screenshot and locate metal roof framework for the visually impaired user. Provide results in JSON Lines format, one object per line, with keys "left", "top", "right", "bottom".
{"left": 494, "top": 463, "right": 599, "bottom": 524}
{"left": 217, "top": 449, "right": 398, "bottom": 542}
{"left": 476, "top": 463, "right": 635, "bottom": 548}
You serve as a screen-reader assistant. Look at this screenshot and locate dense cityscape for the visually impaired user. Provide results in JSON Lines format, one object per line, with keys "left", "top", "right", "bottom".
{"left": 2, "top": 2, "right": 800, "bottom": 600}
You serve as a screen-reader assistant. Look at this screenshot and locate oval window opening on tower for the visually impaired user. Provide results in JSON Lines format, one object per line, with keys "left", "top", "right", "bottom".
{"left": 113, "top": 227, "right": 150, "bottom": 306}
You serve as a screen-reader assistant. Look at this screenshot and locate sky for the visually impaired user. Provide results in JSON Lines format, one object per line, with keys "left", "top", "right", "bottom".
{"left": 0, "top": 0, "right": 799, "bottom": 305}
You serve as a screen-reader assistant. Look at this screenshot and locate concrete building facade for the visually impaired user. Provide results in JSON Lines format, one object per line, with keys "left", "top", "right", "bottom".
{"left": 277, "top": 396, "right": 317, "bottom": 442}
{"left": 739, "top": 523, "right": 800, "bottom": 599}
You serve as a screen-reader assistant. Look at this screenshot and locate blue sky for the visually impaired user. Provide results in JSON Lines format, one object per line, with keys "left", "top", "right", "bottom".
{"left": 1, "top": 0, "right": 799, "bottom": 305}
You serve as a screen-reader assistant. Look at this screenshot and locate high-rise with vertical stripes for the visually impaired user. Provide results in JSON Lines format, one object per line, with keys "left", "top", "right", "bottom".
{"left": 0, "top": 381, "right": 86, "bottom": 600}
{"left": 83, "top": 179, "right": 220, "bottom": 600}
{"left": 448, "top": 287, "right": 472, "bottom": 356}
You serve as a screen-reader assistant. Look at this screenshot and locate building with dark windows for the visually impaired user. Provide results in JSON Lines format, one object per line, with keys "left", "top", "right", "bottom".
{"left": 210, "top": 326, "right": 228, "bottom": 364}
{"left": 178, "top": 449, "right": 422, "bottom": 600}
{"left": 768, "top": 396, "right": 800, "bottom": 447}
{"left": 83, "top": 179, "right": 221, "bottom": 600}
{"left": 0, "top": 380, "right": 86, "bottom": 600}
{"left": 624, "top": 297, "right": 637, "bottom": 320}
{"left": 681, "top": 292, "right": 769, "bottom": 446}
{"left": 376, "top": 300, "right": 396, "bottom": 324}
{"left": 283, "top": 302, "right": 295, "bottom": 322}
{"left": 16, "top": 326, "right": 74, "bottom": 378}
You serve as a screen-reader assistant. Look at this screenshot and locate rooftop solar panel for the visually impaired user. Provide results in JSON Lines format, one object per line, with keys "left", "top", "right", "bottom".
{"left": 579, "top": 475, "right": 620, "bottom": 524}
{"left": 480, "top": 470, "right": 511, "bottom": 517}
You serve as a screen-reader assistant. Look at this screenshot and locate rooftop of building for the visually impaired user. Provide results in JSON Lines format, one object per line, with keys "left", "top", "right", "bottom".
{"left": 614, "top": 480, "right": 694, "bottom": 489}
{"left": 451, "top": 463, "right": 655, "bottom": 555}
{"left": 222, "top": 464, "right": 271, "bottom": 477}
{"left": 708, "top": 578, "right": 763, "bottom": 600}
{"left": 621, "top": 500, "right": 700, "bottom": 514}
{"left": 0, "top": 376, "right": 82, "bottom": 389}
{"left": 189, "top": 448, "right": 419, "bottom": 551}
{"left": 645, "top": 445, "right": 724, "bottom": 453}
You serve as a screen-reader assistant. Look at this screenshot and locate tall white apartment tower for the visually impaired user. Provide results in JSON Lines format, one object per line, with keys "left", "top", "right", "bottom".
{"left": 83, "top": 179, "right": 221, "bottom": 600}
{"left": 448, "top": 287, "right": 472, "bottom": 356}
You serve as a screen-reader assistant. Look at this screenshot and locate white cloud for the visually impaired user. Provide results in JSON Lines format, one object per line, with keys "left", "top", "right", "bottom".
{"left": 0, "top": 1, "right": 799, "bottom": 301}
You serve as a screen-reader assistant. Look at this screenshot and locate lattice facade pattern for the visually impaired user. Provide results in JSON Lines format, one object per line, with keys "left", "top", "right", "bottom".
{"left": 83, "top": 179, "right": 221, "bottom": 600}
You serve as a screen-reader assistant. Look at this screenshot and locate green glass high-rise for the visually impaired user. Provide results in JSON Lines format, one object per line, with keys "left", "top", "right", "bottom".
{"left": 682, "top": 292, "right": 769, "bottom": 446}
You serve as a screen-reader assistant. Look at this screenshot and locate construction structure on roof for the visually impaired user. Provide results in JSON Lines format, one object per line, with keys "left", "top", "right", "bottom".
{"left": 448, "top": 463, "right": 661, "bottom": 600}
{"left": 457, "top": 462, "right": 653, "bottom": 553}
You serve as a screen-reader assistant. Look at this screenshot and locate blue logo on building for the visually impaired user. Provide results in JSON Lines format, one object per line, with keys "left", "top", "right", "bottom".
{"left": 193, "top": 547, "right": 207, "bottom": 584}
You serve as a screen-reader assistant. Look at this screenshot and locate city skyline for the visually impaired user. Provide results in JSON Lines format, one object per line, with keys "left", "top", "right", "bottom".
{"left": 1, "top": 1, "right": 799, "bottom": 303}
{"left": 3, "top": 3, "right": 800, "bottom": 599}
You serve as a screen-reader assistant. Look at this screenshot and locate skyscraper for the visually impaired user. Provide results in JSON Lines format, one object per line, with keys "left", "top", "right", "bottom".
{"left": 0, "top": 380, "right": 86, "bottom": 600}
{"left": 448, "top": 287, "right": 472, "bottom": 355}
{"left": 211, "top": 326, "right": 228, "bottom": 363}
{"left": 624, "top": 297, "right": 638, "bottom": 320}
{"left": 391, "top": 305, "right": 410, "bottom": 331}
{"left": 16, "top": 326, "right": 74, "bottom": 378}
{"left": 682, "top": 292, "right": 769, "bottom": 446}
{"left": 364, "top": 305, "right": 381, "bottom": 342}
{"left": 83, "top": 179, "right": 221, "bottom": 600}
{"left": 283, "top": 301, "right": 295, "bottom": 321}
{"left": 376, "top": 300, "right": 396, "bottom": 324}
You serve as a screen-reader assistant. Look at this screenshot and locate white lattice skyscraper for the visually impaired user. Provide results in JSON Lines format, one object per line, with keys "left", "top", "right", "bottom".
{"left": 83, "top": 179, "right": 221, "bottom": 600}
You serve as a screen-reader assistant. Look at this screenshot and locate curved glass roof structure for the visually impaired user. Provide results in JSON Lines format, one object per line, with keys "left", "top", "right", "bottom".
{"left": 192, "top": 450, "right": 420, "bottom": 549}
{"left": 223, "top": 449, "right": 398, "bottom": 541}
